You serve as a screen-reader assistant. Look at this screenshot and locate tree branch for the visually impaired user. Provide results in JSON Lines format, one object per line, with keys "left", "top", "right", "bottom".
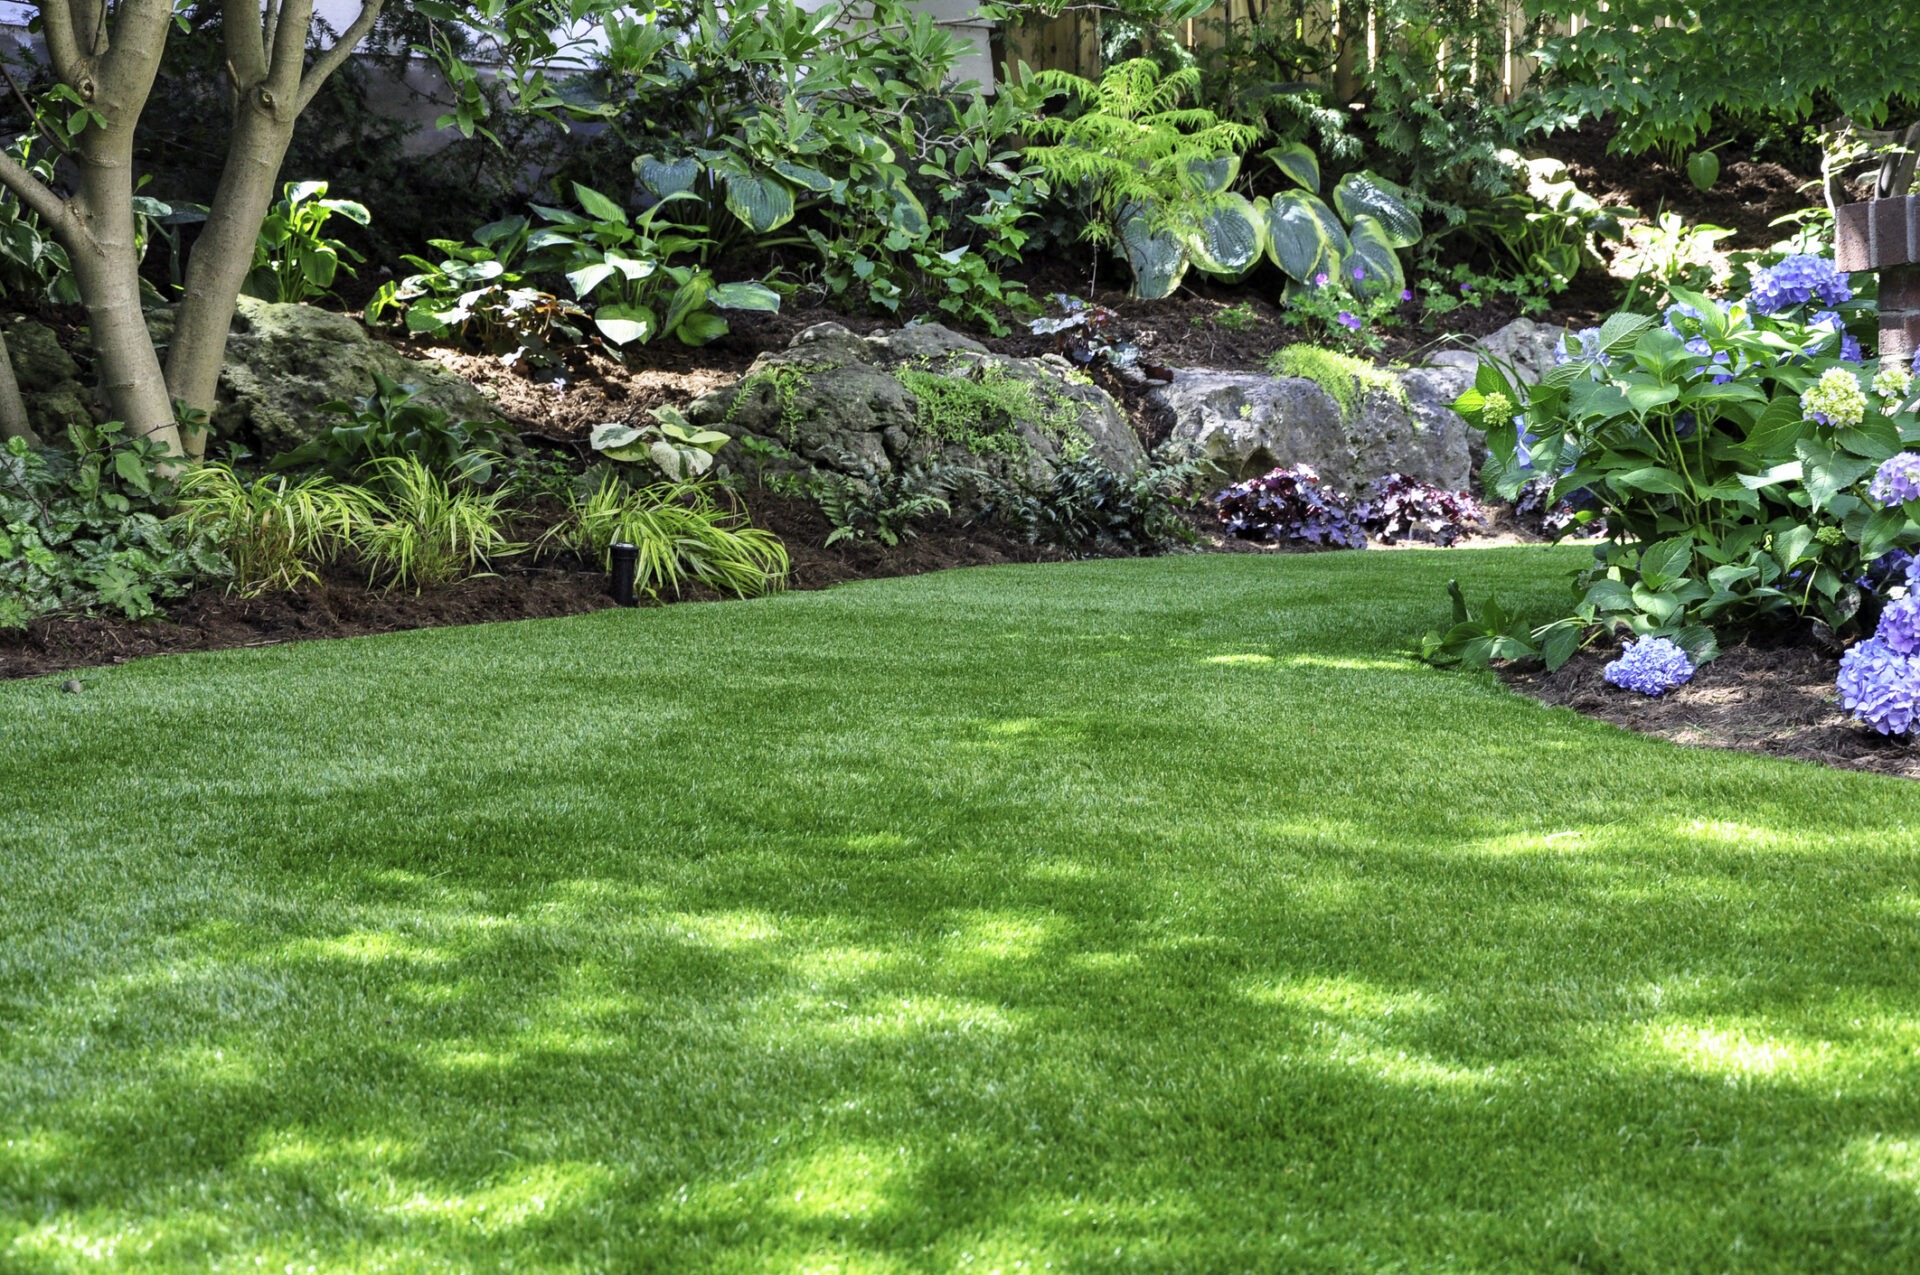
{"left": 0, "top": 61, "right": 75, "bottom": 159}
{"left": 0, "top": 147, "right": 74, "bottom": 238}
{"left": 97, "top": 0, "right": 180, "bottom": 97}
{"left": 37, "top": 0, "right": 87, "bottom": 84}
{"left": 297, "top": 0, "right": 387, "bottom": 113}
{"left": 266, "top": 0, "right": 315, "bottom": 97}
{"left": 222, "top": 0, "right": 269, "bottom": 88}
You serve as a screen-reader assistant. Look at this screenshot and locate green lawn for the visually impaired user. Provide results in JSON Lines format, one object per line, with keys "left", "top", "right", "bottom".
{"left": 5, "top": 549, "right": 1920, "bottom": 1272}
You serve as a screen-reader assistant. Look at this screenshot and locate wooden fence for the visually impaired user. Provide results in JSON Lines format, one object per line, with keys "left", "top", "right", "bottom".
{"left": 998, "top": 1, "right": 1593, "bottom": 104}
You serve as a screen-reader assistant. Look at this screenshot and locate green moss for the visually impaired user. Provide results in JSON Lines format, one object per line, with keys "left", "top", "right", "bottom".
{"left": 726, "top": 361, "right": 822, "bottom": 443}
{"left": 1265, "top": 343, "right": 1408, "bottom": 426}
{"left": 898, "top": 357, "right": 1086, "bottom": 460}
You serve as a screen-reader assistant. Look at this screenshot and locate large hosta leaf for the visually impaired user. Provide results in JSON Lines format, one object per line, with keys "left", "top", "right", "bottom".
{"left": 1118, "top": 211, "right": 1189, "bottom": 301}
{"left": 1331, "top": 172, "right": 1421, "bottom": 248}
{"left": 633, "top": 154, "right": 701, "bottom": 200}
{"left": 1265, "top": 141, "right": 1320, "bottom": 193}
{"left": 593, "top": 303, "right": 656, "bottom": 346}
{"left": 1185, "top": 193, "right": 1266, "bottom": 278}
{"left": 1184, "top": 154, "right": 1241, "bottom": 195}
{"left": 708, "top": 282, "right": 782, "bottom": 312}
{"left": 771, "top": 160, "right": 835, "bottom": 193}
{"left": 1264, "top": 190, "right": 1347, "bottom": 283}
{"left": 722, "top": 169, "right": 796, "bottom": 234}
{"left": 1343, "top": 215, "right": 1407, "bottom": 299}
{"left": 885, "top": 183, "right": 929, "bottom": 237}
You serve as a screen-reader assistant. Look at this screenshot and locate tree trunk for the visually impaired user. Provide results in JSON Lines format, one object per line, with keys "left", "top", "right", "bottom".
{"left": 69, "top": 126, "right": 182, "bottom": 457}
{"left": 165, "top": 94, "right": 296, "bottom": 461}
{"left": 0, "top": 328, "right": 38, "bottom": 444}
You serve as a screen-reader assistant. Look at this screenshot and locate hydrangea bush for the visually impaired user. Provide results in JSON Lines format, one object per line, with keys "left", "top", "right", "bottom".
{"left": 1836, "top": 556, "right": 1920, "bottom": 735}
{"left": 1454, "top": 271, "right": 1920, "bottom": 664}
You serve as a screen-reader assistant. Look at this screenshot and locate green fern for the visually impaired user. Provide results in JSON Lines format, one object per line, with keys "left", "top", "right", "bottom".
{"left": 1024, "top": 59, "right": 1261, "bottom": 247}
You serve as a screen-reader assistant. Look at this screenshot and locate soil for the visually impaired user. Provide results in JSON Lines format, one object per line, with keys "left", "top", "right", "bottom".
{"left": 1504, "top": 640, "right": 1920, "bottom": 782}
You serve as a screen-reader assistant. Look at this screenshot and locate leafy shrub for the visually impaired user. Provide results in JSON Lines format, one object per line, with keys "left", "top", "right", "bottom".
{"left": 544, "top": 473, "right": 789, "bottom": 597}
{"left": 994, "top": 444, "right": 1211, "bottom": 552}
{"left": 1263, "top": 143, "right": 1423, "bottom": 301}
{"left": 589, "top": 406, "right": 732, "bottom": 483}
{"left": 174, "top": 463, "right": 372, "bottom": 596}
{"left": 270, "top": 374, "right": 506, "bottom": 487}
{"left": 243, "top": 181, "right": 370, "bottom": 305}
{"left": 1359, "top": 473, "right": 1486, "bottom": 546}
{"left": 1455, "top": 277, "right": 1920, "bottom": 656}
{"left": 0, "top": 424, "right": 228, "bottom": 628}
{"left": 368, "top": 216, "right": 585, "bottom": 354}
{"left": 1837, "top": 557, "right": 1920, "bottom": 734}
{"left": 1214, "top": 465, "right": 1367, "bottom": 549}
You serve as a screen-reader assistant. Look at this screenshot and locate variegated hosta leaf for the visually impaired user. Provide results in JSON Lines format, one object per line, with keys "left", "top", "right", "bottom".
{"left": 771, "top": 160, "right": 835, "bottom": 193}
{"left": 589, "top": 421, "right": 653, "bottom": 462}
{"left": 723, "top": 170, "right": 796, "bottom": 234}
{"left": 633, "top": 154, "right": 701, "bottom": 200}
{"left": 1343, "top": 215, "right": 1408, "bottom": 299}
{"left": 886, "top": 183, "right": 929, "bottom": 238}
{"left": 593, "top": 303, "right": 657, "bottom": 347}
{"left": 1118, "top": 213, "right": 1190, "bottom": 301}
{"left": 1184, "top": 154, "right": 1241, "bottom": 195}
{"left": 1185, "top": 193, "right": 1266, "bottom": 278}
{"left": 1330, "top": 172, "right": 1421, "bottom": 248}
{"left": 1264, "top": 190, "right": 1348, "bottom": 283}
{"left": 708, "top": 282, "right": 782, "bottom": 312}
{"left": 1265, "top": 142, "right": 1320, "bottom": 194}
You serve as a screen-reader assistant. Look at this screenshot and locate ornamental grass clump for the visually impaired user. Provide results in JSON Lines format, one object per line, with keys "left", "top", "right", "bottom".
{"left": 1603, "top": 635, "right": 1695, "bottom": 696}
{"left": 1214, "top": 465, "right": 1367, "bottom": 549}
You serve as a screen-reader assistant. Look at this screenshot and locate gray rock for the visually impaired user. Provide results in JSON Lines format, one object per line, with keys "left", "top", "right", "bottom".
{"left": 216, "top": 298, "right": 506, "bottom": 454}
{"left": 1471, "top": 317, "right": 1569, "bottom": 384}
{"left": 2, "top": 302, "right": 507, "bottom": 456}
{"left": 1149, "top": 367, "right": 1472, "bottom": 493}
{"left": 688, "top": 322, "right": 1144, "bottom": 486}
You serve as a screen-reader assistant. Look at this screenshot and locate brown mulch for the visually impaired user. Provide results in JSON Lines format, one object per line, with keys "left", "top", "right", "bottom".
{"left": 0, "top": 490, "right": 1077, "bottom": 683}
{"left": 1503, "top": 640, "right": 1920, "bottom": 781}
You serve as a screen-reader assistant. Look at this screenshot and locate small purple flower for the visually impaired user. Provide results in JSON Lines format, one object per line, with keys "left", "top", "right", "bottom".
{"left": 1603, "top": 636, "right": 1695, "bottom": 696}
{"left": 1337, "top": 311, "right": 1361, "bottom": 331}
{"left": 1400, "top": 289, "right": 1412, "bottom": 301}
{"left": 1352, "top": 266, "right": 1366, "bottom": 282}
{"left": 1912, "top": 349, "right": 1920, "bottom": 376}
{"left": 1870, "top": 452, "right": 1920, "bottom": 507}
{"left": 1314, "top": 272, "right": 1329, "bottom": 287}
{"left": 1460, "top": 282, "right": 1473, "bottom": 294}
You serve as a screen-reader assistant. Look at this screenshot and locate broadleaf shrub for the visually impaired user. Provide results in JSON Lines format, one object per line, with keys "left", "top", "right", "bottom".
{"left": 1358, "top": 473, "right": 1486, "bottom": 545}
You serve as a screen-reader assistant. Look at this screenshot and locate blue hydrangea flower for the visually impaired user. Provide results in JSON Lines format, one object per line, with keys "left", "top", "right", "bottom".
{"left": 1554, "top": 326, "right": 1612, "bottom": 379}
{"left": 1749, "top": 254, "right": 1853, "bottom": 315}
{"left": 1603, "top": 636, "right": 1695, "bottom": 696}
{"left": 1879, "top": 595, "right": 1920, "bottom": 656}
{"left": 1859, "top": 549, "right": 1915, "bottom": 596}
{"left": 1837, "top": 637, "right": 1920, "bottom": 735}
{"left": 1663, "top": 301, "right": 1713, "bottom": 337}
{"left": 1870, "top": 452, "right": 1920, "bottom": 507}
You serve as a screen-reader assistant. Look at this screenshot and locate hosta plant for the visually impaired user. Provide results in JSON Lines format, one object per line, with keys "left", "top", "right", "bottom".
{"left": 590, "top": 406, "right": 732, "bottom": 482}
{"left": 1262, "top": 142, "right": 1423, "bottom": 301}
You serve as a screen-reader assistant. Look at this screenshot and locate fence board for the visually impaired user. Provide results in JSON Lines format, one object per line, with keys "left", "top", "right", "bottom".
{"left": 997, "top": 1, "right": 1569, "bottom": 105}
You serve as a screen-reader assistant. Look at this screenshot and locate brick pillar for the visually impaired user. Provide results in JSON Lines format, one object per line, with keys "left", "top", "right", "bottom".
{"left": 1835, "top": 194, "right": 1920, "bottom": 371}
{"left": 1881, "top": 265, "right": 1920, "bottom": 373}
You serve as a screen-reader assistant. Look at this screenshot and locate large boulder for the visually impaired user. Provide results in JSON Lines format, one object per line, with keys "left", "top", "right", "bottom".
{"left": 3, "top": 302, "right": 507, "bottom": 456}
{"left": 1149, "top": 319, "right": 1568, "bottom": 494}
{"left": 687, "top": 322, "right": 1145, "bottom": 485}
{"left": 212, "top": 298, "right": 505, "bottom": 454}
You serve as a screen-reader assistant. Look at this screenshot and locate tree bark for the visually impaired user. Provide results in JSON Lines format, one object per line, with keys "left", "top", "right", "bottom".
{"left": 0, "top": 328, "right": 38, "bottom": 444}
{"left": 166, "top": 0, "right": 385, "bottom": 461}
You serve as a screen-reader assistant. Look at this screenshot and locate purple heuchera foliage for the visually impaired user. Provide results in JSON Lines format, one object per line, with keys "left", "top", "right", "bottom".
{"left": 1603, "top": 636, "right": 1695, "bottom": 696}
{"left": 1748, "top": 254, "right": 1853, "bottom": 314}
{"left": 1870, "top": 452, "right": 1920, "bottom": 507}
{"left": 1837, "top": 638, "right": 1919, "bottom": 735}
{"left": 1214, "top": 465, "right": 1368, "bottom": 549}
{"left": 1358, "top": 474, "right": 1486, "bottom": 546}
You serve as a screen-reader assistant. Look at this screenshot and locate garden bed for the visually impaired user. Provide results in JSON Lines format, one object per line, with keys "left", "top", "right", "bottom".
{"left": 1504, "top": 640, "right": 1920, "bottom": 781}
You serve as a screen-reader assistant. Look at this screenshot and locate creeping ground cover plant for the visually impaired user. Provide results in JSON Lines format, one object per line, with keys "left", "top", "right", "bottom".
{"left": 1442, "top": 261, "right": 1920, "bottom": 673}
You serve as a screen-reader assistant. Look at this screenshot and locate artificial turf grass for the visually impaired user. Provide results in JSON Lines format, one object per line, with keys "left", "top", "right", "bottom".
{"left": 3, "top": 548, "right": 1919, "bottom": 1272}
